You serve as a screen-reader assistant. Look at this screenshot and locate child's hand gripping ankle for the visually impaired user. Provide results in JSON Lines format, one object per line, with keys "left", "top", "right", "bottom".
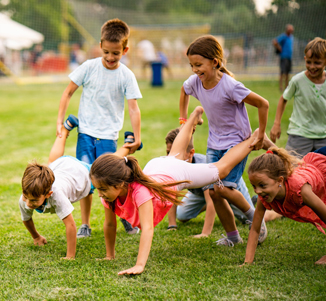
{"left": 123, "top": 131, "right": 143, "bottom": 155}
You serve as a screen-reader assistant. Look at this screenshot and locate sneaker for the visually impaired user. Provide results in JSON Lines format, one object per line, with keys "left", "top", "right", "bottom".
{"left": 251, "top": 195, "right": 258, "bottom": 207}
{"left": 77, "top": 224, "right": 92, "bottom": 238}
{"left": 127, "top": 227, "right": 140, "bottom": 235}
{"left": 64, "top": 114, "right": 79, "bottom": 131}
{"left": 215, "top": 234, "right": 243, "bottom": 247}
{"left": 246, "top": 219, "right": 268, "bottom": 244}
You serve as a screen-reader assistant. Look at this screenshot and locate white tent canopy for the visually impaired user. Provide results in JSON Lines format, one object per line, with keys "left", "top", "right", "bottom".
{"left": 0, "top": 12, "right": 44, "bottom": 50}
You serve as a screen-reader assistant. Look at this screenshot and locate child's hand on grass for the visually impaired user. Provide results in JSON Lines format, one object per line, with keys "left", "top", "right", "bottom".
{"left": 192, "top": 233, "right": 209, "bottom": 238}
{"left": 33, "top": 235, "right": 47, "bottom": 246}
{"left": 118, "top": 265, "right": 144, "bottom": 275}
{"left": 61, "top": 257, "right": 75, "bottom": 260}
{"left": 96, "top": 256, "right": 115, "bottom": 261}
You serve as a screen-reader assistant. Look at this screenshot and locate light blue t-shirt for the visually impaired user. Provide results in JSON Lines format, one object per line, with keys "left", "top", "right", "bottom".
{"left": 183, "top": 73, "right": 252, "bottom": 150}
{"left": 277, "top": 33, "right": 294, "bottom": 59}
{"left": 69, "top": 58, "right": 142, "bottom": 140}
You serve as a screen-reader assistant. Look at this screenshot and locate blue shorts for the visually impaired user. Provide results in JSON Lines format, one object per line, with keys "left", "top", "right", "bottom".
{"left": 206, "top": 147, "right": 248, "bottom": 189}
{"left": 76, "top": 133, "right": 117, "bottom": 164}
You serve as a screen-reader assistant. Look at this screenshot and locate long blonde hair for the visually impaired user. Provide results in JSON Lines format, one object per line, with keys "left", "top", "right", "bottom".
{"left": 187, "top": 35, "right": 233, "bottom": 77}
{"left": 248, "top": 147, "right": 302, "bottom": 181}
{"left": 90, "top": 154, "right": 189, "bottom": 206}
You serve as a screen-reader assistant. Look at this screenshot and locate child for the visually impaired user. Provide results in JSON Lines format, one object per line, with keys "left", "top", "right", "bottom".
{"left": 90, "top": 106, "right": 261, "bottom": 275}
{"left": 270, "top": 37, "right": 326, "bottom": 157}
{"left": 20, "top": 117, "right": 137, "bottom": 259}
{"left": 179, "top": 35, "right": 269, "bottom": 246}
{"left": 165, "top": 128, "right": 254, "bottom": 236}
{"left": 56, "top": 18, "right": 142, "bottom": 236}
{"left": 243, "top": 143, "right": 326, "bottom": 265}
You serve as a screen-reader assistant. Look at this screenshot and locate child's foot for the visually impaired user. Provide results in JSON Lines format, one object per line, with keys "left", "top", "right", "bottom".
{"left": 124, "top": 131, "right": 143, "bottom": 150}
{"left": 215, "top": 234, "right": 243, "bottom": 247}
{"left": 77, "top": 224, "right": 91, "bottom": 238}
{"left": 191, "top": 106, "right": 204, "bottom": 126}
{"left": 64, "top": 114, "right": 79, "bottom": 131}
{"left": 263, "top": 132, "right": 276, "bottom": 150}
{"left": 167, "top": 225, "right": 177, "bottom": 231}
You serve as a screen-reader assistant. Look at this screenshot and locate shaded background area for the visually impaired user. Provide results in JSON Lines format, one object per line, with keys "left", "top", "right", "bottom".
{"left": 0, "top": 0, "right": 325, "bottom": 81}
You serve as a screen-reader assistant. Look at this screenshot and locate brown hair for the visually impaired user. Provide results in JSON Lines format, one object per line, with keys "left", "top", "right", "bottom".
{"left": 165, "top": 128, "right": 194, "bottom": 153}
{"left": 90, "top": 154, "right": 189, "bottom": 207}
{"left": 101, "top": 18, "right": 130, "bottom": 49}
{"left": 248, "top": 147, "right": 302, "bottom": 181}
{"left": 22, "top": 162, "right": 55, "bottom": 198}
{"left": 304, "top": 37, "right": 326, "bottom": 59}
{"left": 187, "top": 35, "right": 233, "bottom": 77}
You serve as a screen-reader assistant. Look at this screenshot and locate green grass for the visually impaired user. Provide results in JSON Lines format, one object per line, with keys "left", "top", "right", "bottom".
{"left": 1, "top": 79, "right": 326, "bottom": 300}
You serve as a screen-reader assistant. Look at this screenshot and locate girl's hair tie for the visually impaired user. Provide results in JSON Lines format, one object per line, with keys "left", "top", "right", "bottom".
{"left": 266, "top": 150, "right": 273, "bottom": 154}
{"left": 124, "top": 156, "right": 128, "bottom": 163}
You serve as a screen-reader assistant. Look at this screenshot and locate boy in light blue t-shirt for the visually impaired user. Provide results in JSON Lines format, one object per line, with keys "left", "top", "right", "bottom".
{"left": 56, "top": 18, "right": 142, "bottom": 236}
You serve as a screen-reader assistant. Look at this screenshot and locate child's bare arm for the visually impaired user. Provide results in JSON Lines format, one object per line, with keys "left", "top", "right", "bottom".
{"left": 242, "top": 200, "right": 266, "bottom": 265}
{"left": 23, "top": 218, "right": 47, "bottom": 246}
{"left": 243, "top": 92, "right": 269, "bottom": 150}
{"left": 102, "top": 206, "right": 117, "bottom": 260}
{"left": 270, "top": 96, "right": 288, "bottom": 143}
{"left": 194, "top": 190, "right": 216, "bottom": 238}
{"left": 62, "top": 213, "right": 77, "bottom": 259}
{"left": 179, "top": 86, "right": 190, "bottom": 120}
{"left": 126, "top": 98, "right": 141, "bottom": 154}
{"left": 57, "top": 81, "right": 79, "bottom": 137}
{"left": 301, "top": 184, "right": 326, "bottom": 224}
{"left": 118, "top": 200, "right": 154, "bottom": 275}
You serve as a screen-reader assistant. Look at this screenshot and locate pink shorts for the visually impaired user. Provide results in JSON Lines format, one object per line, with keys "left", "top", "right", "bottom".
{"left": 143, "top": 156, "right": 221, "bottom": 191}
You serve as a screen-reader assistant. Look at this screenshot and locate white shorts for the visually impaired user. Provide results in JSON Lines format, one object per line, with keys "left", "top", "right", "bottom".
{"left": 143, "top": 156, "right": 221, "bottom": 191}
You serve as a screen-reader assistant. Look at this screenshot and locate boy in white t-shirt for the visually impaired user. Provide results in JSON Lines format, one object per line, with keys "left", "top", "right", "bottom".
{"left": 56, "top": 18, "right": 142, "bottom": 236}
{"left": 20, "top": 117, "right": 138, "bottom": 259}
{"left": 19, "top": 118, "right": 94, "bottom": 259}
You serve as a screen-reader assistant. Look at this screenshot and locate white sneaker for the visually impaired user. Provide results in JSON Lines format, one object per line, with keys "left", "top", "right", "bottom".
{"left": 246, "top": 219, "right": 268, "bottom": 244}
{"left": 215, "top": 234, "right": 243, "bottom": 247}
{"left": 77, "top": 224, "right": 92, "bottom": 238}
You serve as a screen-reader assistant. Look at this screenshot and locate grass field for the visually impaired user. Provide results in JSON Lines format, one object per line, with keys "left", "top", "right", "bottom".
{"left": 0, "top": 79, "right": 325, "bottom": 300}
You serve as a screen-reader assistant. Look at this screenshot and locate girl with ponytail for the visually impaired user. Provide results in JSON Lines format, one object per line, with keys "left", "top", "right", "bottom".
{"left": 243, "top": 140, "right": 326, "bottom": 266}
{"left": 90, "top": 106, "right": 260, "bottom": 275}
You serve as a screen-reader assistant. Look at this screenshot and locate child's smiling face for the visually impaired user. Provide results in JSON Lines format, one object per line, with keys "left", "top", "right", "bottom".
{"left": 91, "top": 178, "right": 126, "bottom": 202}
{"left": 100, "top": 40, "right": 128, "bottom": 70}
{"left": 248, "top": 171, "right": 285, "bottom": 203}
{"left": 304, "top": 50, "right": 326, "bottom": 83}
{"left": 187, "top": 54, "right": 218, "bottom": 83}
{"left": 23, "top": 192, "right": 52, "bottom": 209}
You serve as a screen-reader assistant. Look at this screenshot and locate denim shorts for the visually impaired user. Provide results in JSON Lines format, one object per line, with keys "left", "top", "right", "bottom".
{"left": 206, "top": 147, "right": 248, "bottom": 189}
{"left": 76, "top": 133, "right": 117, "bottom": 164}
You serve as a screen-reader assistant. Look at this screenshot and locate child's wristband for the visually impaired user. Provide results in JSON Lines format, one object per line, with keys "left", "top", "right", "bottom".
{"left": 179, "top": 117, "right": 187, "bottom": 125}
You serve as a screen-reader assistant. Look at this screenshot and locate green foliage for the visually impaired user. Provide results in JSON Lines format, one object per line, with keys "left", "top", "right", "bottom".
{"left": 1, "top": 79, "right": 326, "bottom": 299}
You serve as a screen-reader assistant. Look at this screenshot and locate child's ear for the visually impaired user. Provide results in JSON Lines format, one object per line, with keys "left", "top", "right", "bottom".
{"left": 278, "top": 176, "right": 284, "bottom": 185}
{"left": 99, "top": 41, "right": 102, "bottom": 49}
{"left": 123, "top": 46, "right": 129, "bottom": 55}
{"left": 46, "top": 191, "right": 53, "bottom": 198}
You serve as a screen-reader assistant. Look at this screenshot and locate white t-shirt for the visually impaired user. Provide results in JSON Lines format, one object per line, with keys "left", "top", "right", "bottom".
{"left": 69, "top": 58, "right": 142, "bottom": 140}
{"left": 19, "top": 156, "right": 92, "bottom": 221}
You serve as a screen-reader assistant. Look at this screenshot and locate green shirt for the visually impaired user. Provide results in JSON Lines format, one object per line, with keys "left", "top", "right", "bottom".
{"left": 283, "top": 71, "right": 326, "bottom": 139}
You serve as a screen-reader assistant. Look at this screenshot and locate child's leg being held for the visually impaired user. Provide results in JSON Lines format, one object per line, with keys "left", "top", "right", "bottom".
{"left": 48, "top": 125, "right": 70, "bottom": 165}
{"left": 169, "top": 106, "right": 204, "bottom": 160}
